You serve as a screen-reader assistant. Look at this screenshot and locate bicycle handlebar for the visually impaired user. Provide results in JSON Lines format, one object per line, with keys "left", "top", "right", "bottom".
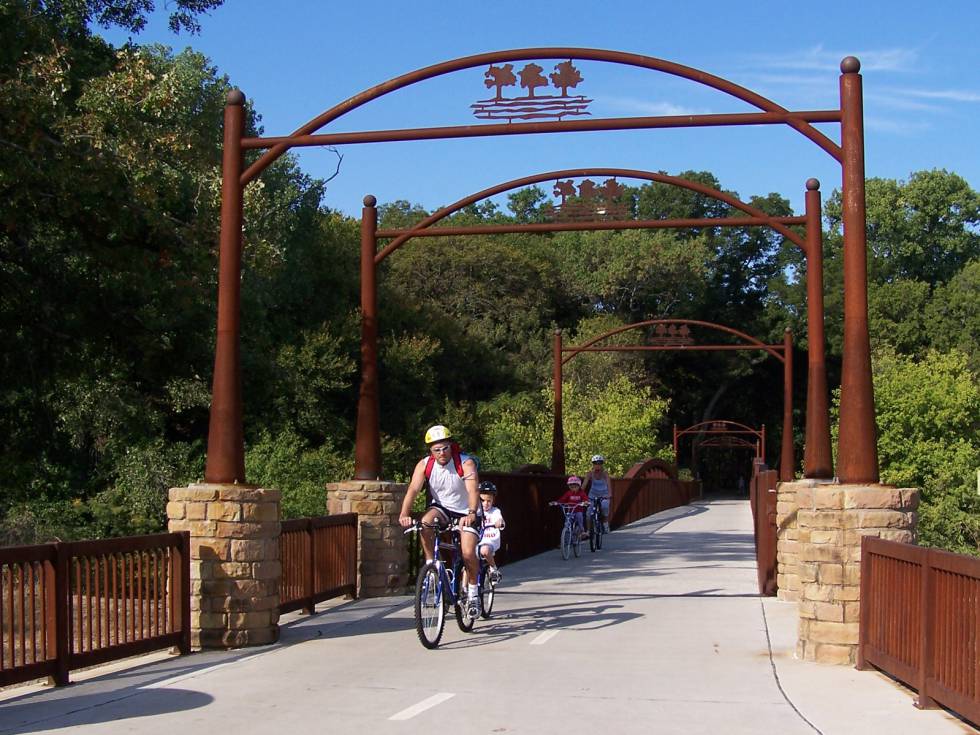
{"left": 402, "top": 518, "right": 461, "bottom": 535}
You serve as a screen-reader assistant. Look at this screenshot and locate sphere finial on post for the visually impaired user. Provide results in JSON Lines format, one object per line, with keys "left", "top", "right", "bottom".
{"left": 806, "top": 178, "right": 820, "bottom": 191}
{"left": 363, "top": 194, "right": 377, "bottom": 208}
{"left": 840, "top": 56, "right": 861, "bottom": 74}
{"left": 226, "top": 89, "right": 245, "bottom": 106}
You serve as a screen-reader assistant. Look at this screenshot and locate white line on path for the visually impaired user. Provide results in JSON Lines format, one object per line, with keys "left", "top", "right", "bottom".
{"left": 389, "top": 692, "right": 456, "bottom": 721}
{"left": 530, "top": 630, "right": 559, "bottom": 645}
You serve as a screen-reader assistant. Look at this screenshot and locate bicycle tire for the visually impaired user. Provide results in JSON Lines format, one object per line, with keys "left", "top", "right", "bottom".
{"left": 596, "top": 520, "right": 604, "bottom": 550}
{"left": 573, "top": 526, "right": 582, "bottom": 557}
{"left": 455, "top": 557, "right": 476, "bottom": 632}
{"left": 414, "top": 563, "right": 445, "bottom": 649}
{"left": 589, "top": 522, "right": 597, "bottom": 552}
{"left": 560, "top": 525, "right": 572, "bottom": 560}
{"left": 479, "top": 568, "right": 495, "bottom": 619}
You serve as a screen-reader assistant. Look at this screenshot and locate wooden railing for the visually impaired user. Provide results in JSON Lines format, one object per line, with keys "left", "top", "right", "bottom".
{"left": 749, "top": 468, "right": 778, "bottom": 595}
{"left": 280, "top": 514, "right": 357, "bottom": 614}
{"left": 858, "top": 536, "right": 980, "bottom": 725}
{"left": 0, "top": 532, "right": 190, "bottom": 687}
{"left": 467, "top": 471, "right": 700, "bottom": 567}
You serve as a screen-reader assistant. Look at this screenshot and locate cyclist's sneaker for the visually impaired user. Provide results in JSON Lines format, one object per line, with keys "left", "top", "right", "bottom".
{"left": 489, "top": 567, "right": 501, "bottom": 584}
{"left": 466, "top": 590, "right": 481, "bottom": 618}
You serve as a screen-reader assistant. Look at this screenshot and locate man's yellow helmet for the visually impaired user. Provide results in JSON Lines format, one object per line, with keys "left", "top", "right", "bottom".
{"left": 424, "top": 425, "right": 452, "bottom": 445}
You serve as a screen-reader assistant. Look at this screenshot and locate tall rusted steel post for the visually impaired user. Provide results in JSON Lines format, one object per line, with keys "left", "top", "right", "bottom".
{"left": 837, "top": 57, "right": 879, "bottom": 484}
{"left": 672, "top": 424, "right": 678, "bottom": 462}
{"left": 354, "top": 195, "right": 382, "bottom": 480}
{"left": 780, "top": 329, "right": 794, "bottom": 481}
{"left": 205, "top": 90, "right": 247, "bottom": 484}
{"left": 551, "top": 329, "right": 566, "bottom": 475}
{"left": 803, "top": 179, "right": 833, "bottom": 479}
{"left": 761, "top": 424, "right": 766, "bottom": 463}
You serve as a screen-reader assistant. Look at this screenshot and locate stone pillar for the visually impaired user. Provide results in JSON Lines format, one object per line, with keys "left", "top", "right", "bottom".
{"left": 327, "top": 481, "right": 408, "bottom": 597}
{"left": 167, "top": 484, "right": 280, "bottom": 649}
{"left": 795, "top": 483, "right": 918, "bottom": 665}
{"left": 775, "top": 480, "right": 803, "bottom": 601}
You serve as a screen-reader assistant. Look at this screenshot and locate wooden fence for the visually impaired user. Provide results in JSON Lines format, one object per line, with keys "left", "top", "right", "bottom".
{"left": 0, "top": 531, "right": 190, "bottom": 687}
{"left": 749, "top": 468, "right": 778, "bottom": 596}
{"left": 858, "top": 536, "right": 980, "bottom": 725}
{"left": 280, "top": 514, "right": 357, "bottom": 614}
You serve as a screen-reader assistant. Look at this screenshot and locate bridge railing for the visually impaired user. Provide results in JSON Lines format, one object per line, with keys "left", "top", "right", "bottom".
{"left": 280, "top": 514, "right": 357, "bottom": 614}
{"left": 0, "top": 532, "right": 190, "bottom": 688}
{"left": 858, "top": 537, "right": 980, "bottom": 724}
{"left": 478, "top": 471, "right": 699, "bottom": 567}
{"left": 750, "top": 468, "right": 778, "bottom": 595}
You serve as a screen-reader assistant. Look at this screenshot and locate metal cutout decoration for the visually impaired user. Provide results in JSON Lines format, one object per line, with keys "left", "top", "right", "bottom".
{"left": 472, "top": 60, "right": 593, "bottom": 121}
{"left": 551, "top": 177, "right": 628, "bottom": 221}
{"left": 650, "top": 323, "right": 693, "bottom": 346}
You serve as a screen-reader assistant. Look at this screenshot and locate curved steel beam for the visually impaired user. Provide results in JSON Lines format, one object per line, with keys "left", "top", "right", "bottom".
{"left": 374, "top": 168, "right": 805, "bottom": 263}
{"left": 562, "top": 318, "right": 785, "bottom": 364}
{"left": 241, "top": 47, "right": 842, "bottom": 185}
{"left": 677, "top": 419, "right": 762, "bottom": 437}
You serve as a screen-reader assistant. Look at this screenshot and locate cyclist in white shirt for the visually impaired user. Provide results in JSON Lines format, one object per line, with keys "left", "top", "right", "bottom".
{"left": 583, "top": 454, "right": 612, "bottom": 533}
{"left": 399, "top": 425, "right": 482, "bottom": 617}
{"left": 477, "top": 481, "right": 505, "bottom": 583}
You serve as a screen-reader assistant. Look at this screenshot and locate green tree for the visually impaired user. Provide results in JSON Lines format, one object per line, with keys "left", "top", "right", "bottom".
{"left": 834, "top": 348, "right": 980, "bottom": 555}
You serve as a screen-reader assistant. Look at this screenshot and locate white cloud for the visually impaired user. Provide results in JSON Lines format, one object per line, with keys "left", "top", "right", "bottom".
{"left": 864, "top": 116, "right": 931, "bottom": 135}
{"left": 896, "top": 88, "right": 980, "bottom": 103}
{"left": 603, "top": 96, "right": 703, "bottom": 116}
{"left": 741, "top": 44, "right": 917, "bottom": 73}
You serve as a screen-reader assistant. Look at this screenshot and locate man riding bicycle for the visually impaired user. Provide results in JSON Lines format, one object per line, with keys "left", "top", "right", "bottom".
{"left": 399, "top": 425, "right": 483, "bottom": 617}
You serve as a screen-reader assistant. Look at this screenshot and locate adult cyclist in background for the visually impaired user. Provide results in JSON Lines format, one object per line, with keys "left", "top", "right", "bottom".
{"left": 399, "top": 425, "right": 483, "bottom": 617}
{"left": 583, "top": 454, "right": 612, "bottom": 534}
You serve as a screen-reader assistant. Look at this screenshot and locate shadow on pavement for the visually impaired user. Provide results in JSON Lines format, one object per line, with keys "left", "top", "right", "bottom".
{"left": 0, "top": 688, "right": 212, "bottom": 735}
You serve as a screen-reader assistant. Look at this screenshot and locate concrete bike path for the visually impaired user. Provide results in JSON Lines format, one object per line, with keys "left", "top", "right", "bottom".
{"left": 0, "top": 500, "right": 970, "bottom": 734}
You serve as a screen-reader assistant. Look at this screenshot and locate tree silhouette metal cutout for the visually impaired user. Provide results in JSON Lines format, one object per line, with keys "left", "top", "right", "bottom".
{"left": 472, "top": 59, "right": 592, "bottom": 121}
{"left": 549, "top": 176, "right": 629, "bottom": 221}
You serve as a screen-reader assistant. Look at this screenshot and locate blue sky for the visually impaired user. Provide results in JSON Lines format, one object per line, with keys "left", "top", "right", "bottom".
{"left": 101, "top": 1, "right": 980, "bottom": 218}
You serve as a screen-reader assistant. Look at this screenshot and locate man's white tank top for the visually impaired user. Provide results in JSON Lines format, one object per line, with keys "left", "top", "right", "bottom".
{"left": 427, "top": 454, "right": 473, "bottom": 514}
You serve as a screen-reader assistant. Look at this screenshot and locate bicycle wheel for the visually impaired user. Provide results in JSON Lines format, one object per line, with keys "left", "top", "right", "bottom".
{"left": 414, "top": 563, "right": 445, "bottom": 649}
{"left": 455, "top": 558, "right": 476, "bottom": 632}
{"left": 596, "top": 518, "right": 604, "bottom": 550}
{"left": 560, "top": 525, "right": 572, "bottom": 560}
{"left": 479, "top": 568, "right": 495, "bottom": 619}
{"left": 589, "top": 519, "right": 597, "bottom": 553}
{"left": 572, "top": 525, "right": 582, "bottom": 557}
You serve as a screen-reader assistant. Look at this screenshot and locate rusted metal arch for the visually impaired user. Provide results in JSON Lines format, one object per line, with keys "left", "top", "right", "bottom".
{"left": 553, "top": 321, "right": 796, "bottom": 481}
{"left": 373, "top": 168, "right": 807, "bottom": 263}
{"left": 674, "top": 421, "right": 765, "bottom": 483}
{"left": 206, "top": 51, "right": 874, "bottom": 487}
{"left": 239, "top": 47, "right": 842, "bottom": 186}
{"left": 561, "top": 319, "right": 785, "bottom": 364}
{"left": 674, "top": 420, "right": 765, "bottom": 459}
{"left": 358, "top": 174, "right": 831, "bottom": 481}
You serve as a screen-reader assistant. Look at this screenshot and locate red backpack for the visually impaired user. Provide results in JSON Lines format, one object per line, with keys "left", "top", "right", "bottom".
{"left": 424, "top": 441, "right": 465, "bottom": 482}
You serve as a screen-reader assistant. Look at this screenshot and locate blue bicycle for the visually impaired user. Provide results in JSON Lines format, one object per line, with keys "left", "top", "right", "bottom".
{"left": 588, "top": 497, "right": 605, "bottom": 552}
{"left": 405, "top": 519, "right": 494, "bottom": 649}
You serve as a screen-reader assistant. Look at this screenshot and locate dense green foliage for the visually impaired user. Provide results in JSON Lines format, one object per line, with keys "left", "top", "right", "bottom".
{"left": 1, "top": 3, "right": 977, "bottom": 555}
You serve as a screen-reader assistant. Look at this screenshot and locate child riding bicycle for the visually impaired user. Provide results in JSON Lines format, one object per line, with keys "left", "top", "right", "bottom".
{"left": 477, "top": 481, "right": 505, "bottom": 583}
{"left": 555, "top": 475, "right": 589, "bottom": 539}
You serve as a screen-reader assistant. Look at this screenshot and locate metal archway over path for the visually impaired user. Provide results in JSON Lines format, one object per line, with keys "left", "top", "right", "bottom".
{"left": 555, "top": 321, "right": 797, "bottom": 481}
{"left": 206, "top": 48, "right": 875, "bottom": 486}
{"left": 360, "top": 169, "right": 831, "bottom": 481}
{"left": 673, "top": 420, "right": 766, "bottom": 479}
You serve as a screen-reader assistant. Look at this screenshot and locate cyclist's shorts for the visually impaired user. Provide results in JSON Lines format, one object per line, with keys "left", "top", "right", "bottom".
{"left": 427, "top": 502, "right": 483, "bottom": 537}
{"left": 479, "top": 526, "right": 501, "bottom": 553}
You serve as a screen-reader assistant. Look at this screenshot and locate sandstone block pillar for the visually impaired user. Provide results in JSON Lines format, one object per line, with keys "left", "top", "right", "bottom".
{"left": 795, "top": 483, "right": 918, "bottom": 665}
{"left": 167, "top": 484, "right": 280, "bottom": 649}
{"left": 327, "top": 481, "right": 408, "bottom": 597}
{"left": 775, "top": 479, "right": 804, "bottom": 601}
